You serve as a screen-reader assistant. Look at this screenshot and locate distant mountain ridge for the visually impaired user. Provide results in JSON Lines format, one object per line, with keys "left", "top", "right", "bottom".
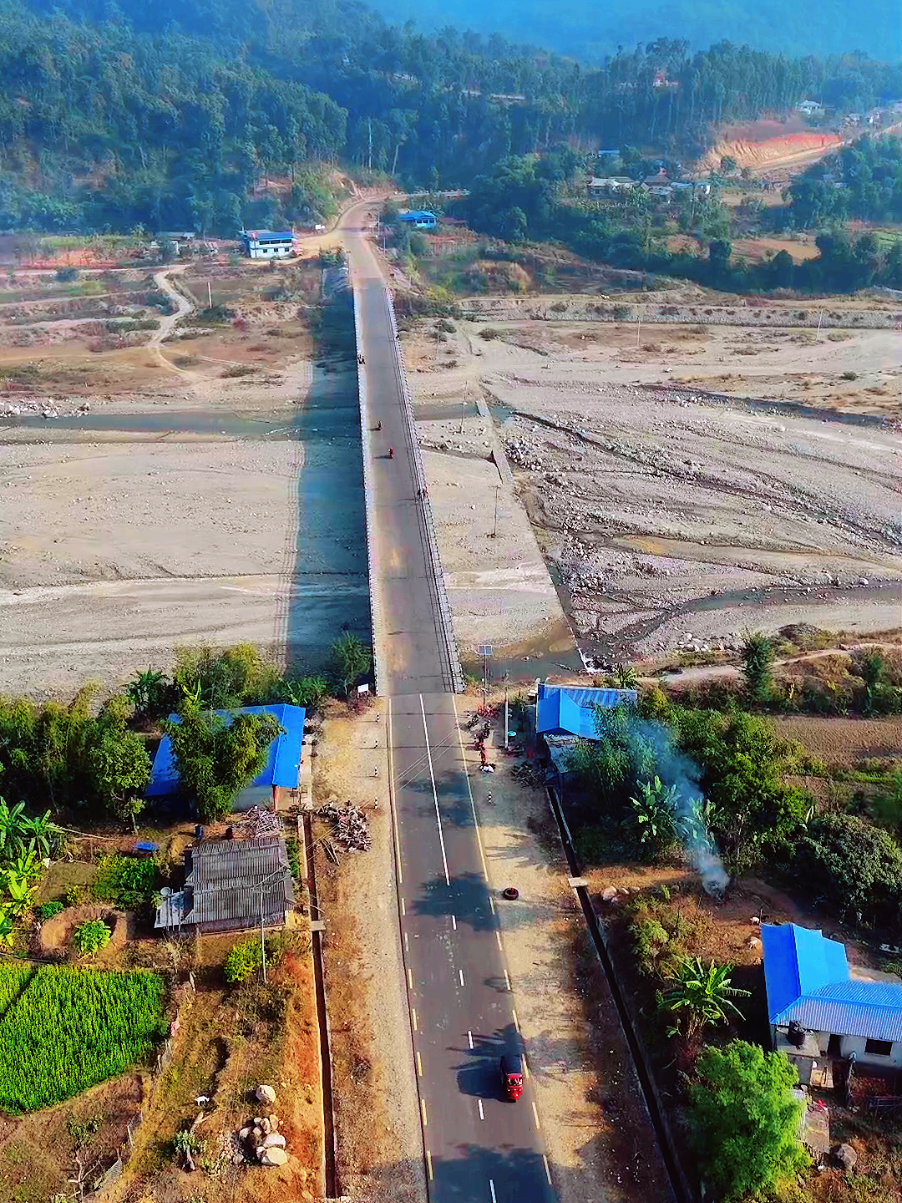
{"left": 374, "top": 0, "right": 900, "bottom": 61}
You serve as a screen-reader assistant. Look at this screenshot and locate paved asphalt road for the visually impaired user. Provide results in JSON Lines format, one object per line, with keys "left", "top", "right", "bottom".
{"left": 341, "top": 205, "right": 557, "bottom": 1203}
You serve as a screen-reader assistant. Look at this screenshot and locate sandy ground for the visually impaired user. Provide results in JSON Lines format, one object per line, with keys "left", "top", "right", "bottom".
{"left": 468, "top": 705, "right": 673, "bottom": 1203}
{"left": 403, "top": 312, "right": 901, "bottom": 667}
{"left": 311, "top": 701, "right": 426, "bottom": 1203}
{"left": 0, "top": 287, "right": 370, "bottom": 695}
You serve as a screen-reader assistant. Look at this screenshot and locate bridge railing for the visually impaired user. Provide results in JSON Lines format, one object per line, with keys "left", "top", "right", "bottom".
{"left": 382, "top": 289, "right": 465, "bottom": 694}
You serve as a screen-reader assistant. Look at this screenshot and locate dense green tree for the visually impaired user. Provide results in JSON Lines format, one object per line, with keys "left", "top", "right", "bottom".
{"left": 793, "top": 812, "right": 902, "bottom": 929}
{"left": 689, "top": 1042, "right": 809, "bottom": 1201}
{"left": 163, "top": 700, "right": 283, "bottom": 822}
{"left": 740, "top": 631, "right": 775, "bottom": 701}
{"left": 670, "top": 709, "right": 810, "bottom": 866}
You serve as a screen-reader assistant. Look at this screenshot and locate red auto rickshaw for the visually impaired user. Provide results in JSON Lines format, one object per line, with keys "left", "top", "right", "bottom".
{"left": 500, "top": 1053, "right": 523, "bottom": 1102}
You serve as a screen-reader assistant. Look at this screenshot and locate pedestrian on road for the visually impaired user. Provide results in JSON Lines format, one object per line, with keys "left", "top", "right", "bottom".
{"left": 388, "top": 447, "right": 394, "bottom": 459}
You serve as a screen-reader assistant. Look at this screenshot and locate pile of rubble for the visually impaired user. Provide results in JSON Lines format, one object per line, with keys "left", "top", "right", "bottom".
{"left": 235, "top": 1084, "right": 288, "bottom": 1168}
{"left": 318, "top": 802, "right": 371, "bottom": 851}
{"left": 0, "top": 396, "right": 90, "bottom": 418}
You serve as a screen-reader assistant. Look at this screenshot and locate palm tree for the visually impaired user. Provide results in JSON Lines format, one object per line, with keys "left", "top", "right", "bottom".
{"left": 740, "top": 630, "right": 774, "bottom": 701}
{"left": 661, "top": 956, "right": 750, "bottom": 1041}
{"left": 126, "top": 669, "right": 170, "bottom": 720}
{"left": 615, "top": 664, "right": 639, "bottom": 689}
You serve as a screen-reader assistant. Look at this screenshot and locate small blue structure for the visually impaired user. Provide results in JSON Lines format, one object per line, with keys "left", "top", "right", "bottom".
{"left": 536, "top": 682, "right": 636, "bottom": 739}
{"left": 146, "top": 704, "right": 305, "bottom": 811}
{"left": 398, "top": 210, "right": 437, "bottom": 229}
{"left": 762, "top": 923, "right": 902, "bottom": 1075}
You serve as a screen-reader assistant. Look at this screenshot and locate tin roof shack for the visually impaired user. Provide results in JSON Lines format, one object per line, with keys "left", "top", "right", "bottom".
{"left": 536, "top": 683, "right": 637, "bottom": 740}
{"left": 762, "top": 923, "right": 902, "bottom": 1084}
{"left": 146, "top": 704, "right": 305, "bottom": 813}
{"left": 155, "top": 832, "right": 293, "bottom": 935}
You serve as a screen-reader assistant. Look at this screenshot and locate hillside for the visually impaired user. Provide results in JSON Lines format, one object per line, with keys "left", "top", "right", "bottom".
{"left": 374, "top": 0, "right": 901, "bottom": 62}
{"left": 0, "top": 0, "right": 898, "bottom": 235}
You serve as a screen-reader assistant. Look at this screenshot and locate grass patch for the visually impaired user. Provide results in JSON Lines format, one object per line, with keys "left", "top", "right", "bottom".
{"left": 0, "top": 964, "right": 166, "bottom": 1112}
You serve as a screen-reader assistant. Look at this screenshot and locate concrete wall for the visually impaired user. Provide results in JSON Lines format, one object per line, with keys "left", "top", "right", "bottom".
{"left": 838, "top": 1034, "right": 902, "bottom": 1068}
{"left": 805, "top": 1028, "right": 902, "bottom": 1069}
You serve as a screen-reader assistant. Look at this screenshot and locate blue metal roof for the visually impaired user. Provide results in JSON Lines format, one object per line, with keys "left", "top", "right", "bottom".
{"left": 146, "top": 704, "right": 305, "bottom": 798}
{"left": 398, "top": 210, "right": 436, "bottom": 222}
{"left": 536, "top": 683, "right": 637, "bottom": 738}
{"left": 762, "top": 924, "right": 902, "bottom": 1042}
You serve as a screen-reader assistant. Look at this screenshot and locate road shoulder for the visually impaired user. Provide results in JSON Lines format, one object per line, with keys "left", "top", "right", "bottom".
{"left": 467, "top": 707, "right": 674, "bottom": 1203}
{"left": 312, "top": 699, "right": 427, "bottom": 1203}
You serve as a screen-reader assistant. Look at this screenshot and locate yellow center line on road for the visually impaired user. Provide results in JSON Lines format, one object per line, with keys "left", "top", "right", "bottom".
{"left": 426, "top": 1151, "right": 434, "bottom": 1181}
{"left": 421, "top": 1098, "right": 428, "bottom": 1127}
{"left": 416, "top": 1051, "right": 423, "bottom": 1077}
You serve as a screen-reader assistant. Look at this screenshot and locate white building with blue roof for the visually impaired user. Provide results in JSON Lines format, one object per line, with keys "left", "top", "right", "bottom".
{"left": 762, "top": 923, "right": 902, "bottom": 1079}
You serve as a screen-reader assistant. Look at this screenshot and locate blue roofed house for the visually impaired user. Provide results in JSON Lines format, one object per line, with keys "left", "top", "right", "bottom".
{"left": 146, "top": 704, "right": 305, "bottom": 813}
{"left": 762, "top": 923, "right": 902, "bottom": 1084}
{"left": 397, "top": 210, "right": 437, "bottom": 229}
{"left": 536, "top": 682, "right": 637, "bottom": 739}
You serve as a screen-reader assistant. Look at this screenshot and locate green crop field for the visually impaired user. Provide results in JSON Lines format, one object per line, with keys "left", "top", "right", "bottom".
{"left": 0, "top": 964, "right": 167, "bottom": 1113}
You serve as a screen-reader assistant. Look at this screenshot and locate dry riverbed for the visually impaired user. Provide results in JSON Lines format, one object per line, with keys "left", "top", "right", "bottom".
{"left": 404, "top": 309, "right": 901, "bottom": 669}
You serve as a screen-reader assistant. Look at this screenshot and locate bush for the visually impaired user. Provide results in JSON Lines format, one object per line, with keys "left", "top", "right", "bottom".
{"left": 689, "top": 1042, "right": 808, "bottom": 1201}
{"left": 479, "top": 327, "right": 500, "bottom": 340}
{"left": 92, "top": 855, "right": 158, "bottom": 910}
{"left": 64, "top": 886, "right": 83, "bottom": 908}
{"left": 224, "top": 938, "right": 263, "bottom": 984}
{"left": 612, "top": 304, "right": 633, "bottom": 320}
{"left": 71, "top": 920, "right": 111, "bottom": 956}
{"left": 35, "top": 901, "right": 64, "bottom": 921}
{"left": 793, "top": 812, "right": 902, "bottom": 929}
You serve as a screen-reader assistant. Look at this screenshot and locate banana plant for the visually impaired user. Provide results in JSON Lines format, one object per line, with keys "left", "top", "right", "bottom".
{"left": 0, "top": 909, "right": 14, "bottom": 948}
{"left": 3, "top": 871, "right": 35, "bottom": 918}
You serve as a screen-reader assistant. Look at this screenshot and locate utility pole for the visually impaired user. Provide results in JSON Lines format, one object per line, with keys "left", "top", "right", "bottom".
{"left": 367, "top": 118, "right": 372, "bottom": 172}
{"left": 491, "top": 484, "right": 500, "bottom": 538}
{"left": 478, "top": 644, "right": 493, "bottom": 712}
{"left": 207, "top": 280, "right": 213, "bottom": 309}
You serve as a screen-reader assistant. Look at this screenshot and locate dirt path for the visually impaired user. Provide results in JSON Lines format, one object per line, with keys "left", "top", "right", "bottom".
{"left": 656, "top": 640, "right": 900, "bottom": 686}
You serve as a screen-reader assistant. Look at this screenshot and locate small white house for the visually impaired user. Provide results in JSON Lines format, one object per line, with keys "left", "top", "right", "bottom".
{"left": 762, "top": 923, "right": 902, "bottom": 1083}
{"left": 587, "top": 176, "right": 636, "bottom": 198}
{"left": 799, "top": 100, "right": 826, "bottom": 117}
{"left": 241, "top": 230, "right": 295, "bottom": 259}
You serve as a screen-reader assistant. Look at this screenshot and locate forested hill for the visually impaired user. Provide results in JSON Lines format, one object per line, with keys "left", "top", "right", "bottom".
{"left": 0, "top": 0, "right": 898, "bottom": 235}
{"left": 375, "top": 0, "right": 900, "bottom": 62}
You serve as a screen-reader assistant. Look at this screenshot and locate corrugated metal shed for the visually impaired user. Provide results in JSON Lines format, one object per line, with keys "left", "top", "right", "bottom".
{"left": 762, "top": 923, "right": 902, "bottom": 1042}
{"left": 182, "top": 834, "right": 293, "bottom": 931}
{"left": 536, "top": 682, "right": 637, "bottom": 739}
{"left": 146, "top": 704, "right": 305, "bottom": 798}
